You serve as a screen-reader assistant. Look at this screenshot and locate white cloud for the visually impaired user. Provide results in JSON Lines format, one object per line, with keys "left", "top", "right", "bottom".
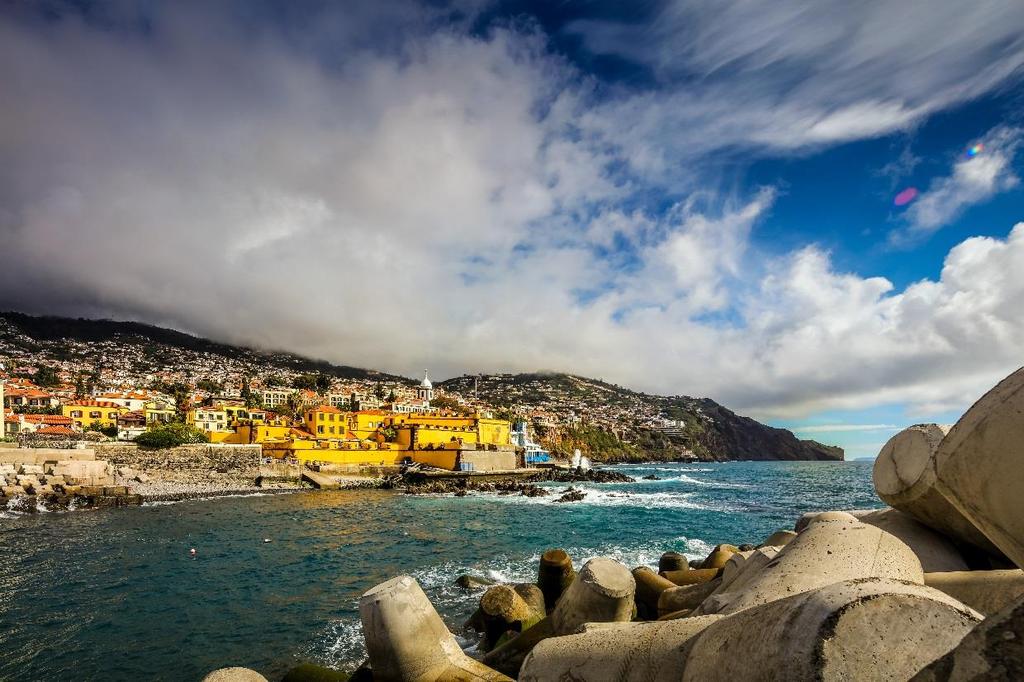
{"left": 792, "top": 424, "right": 902, "bottom": 434}
{"left": 569, "top": 0, "right": 1024, "bottom": 178}
{"left": 0, "top": 1, "right": 1023, "bottom": 425}
{"left": 896, "top": 126, "right": 1022, "bottom": 241}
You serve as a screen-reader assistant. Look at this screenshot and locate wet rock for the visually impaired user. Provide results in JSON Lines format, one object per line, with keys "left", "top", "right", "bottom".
{"left": 201, "top": 668, "right": 268, "bottom": 682}
{"left": 456, "top": 574, "right": 497, "bottom": 590}
{"left": 553, "top": 487, "right": 586, "bottom": 504}
{"left": 280, "top": 663, "right": 350, "bottom": 682}
{"left": 641, "top": 474, "right": 660, "bottom": 480}
{"left": 658, "top": 551, "right": 689, "bottom": 573}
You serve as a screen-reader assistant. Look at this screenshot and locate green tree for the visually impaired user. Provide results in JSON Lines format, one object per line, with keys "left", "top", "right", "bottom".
{"left": 74, "top": 374, "right": 86, "bottom": 398}
{"left": 386, "top": 389, "right": 397, "bottom": 403}
{"left": 292, "top": 374, "right": 317, "bottom": 391}
{"left": 264, "top": 374, "right": 284, "bottom": 388}
{"left": 373, "top": 382, "right": 385, "bottom": 401}
{"left": 33, "top": 365, "right": 60, "bottom": 387}
{"left": 86, "top": 420, "right": 118, "bottom": 438}
{"left": 196, "top": 378, "right": 222, "bottom": 393}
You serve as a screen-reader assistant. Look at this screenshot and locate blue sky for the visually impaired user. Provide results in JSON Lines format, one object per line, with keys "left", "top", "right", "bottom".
{"left": 1, "top": 0, "right": 1023, "bottom": 459}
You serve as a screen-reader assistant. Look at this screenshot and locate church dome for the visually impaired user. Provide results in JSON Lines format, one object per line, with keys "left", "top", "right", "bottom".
{"left": 420, "top": 370, "right": 432, "bottom": 389}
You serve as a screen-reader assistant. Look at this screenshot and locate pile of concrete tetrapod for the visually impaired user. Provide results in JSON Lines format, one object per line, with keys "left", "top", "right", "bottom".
{"left": 205, "top": 366, "right": 1024, "bottom": 681}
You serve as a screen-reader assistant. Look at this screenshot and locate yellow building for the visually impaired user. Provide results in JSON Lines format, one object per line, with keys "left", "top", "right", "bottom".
{"left": 144, "top": 400, "right": 176, "bottom": 425}
{"left": 188, "top": 407, "right": 229, "bottom": 433}
{"left": 347, "top": 410, "right": 389, "bottom": 439}
{"left": 63, "top": 400, "right": 127, "bottom": 429}
{"left": 303, "top": 405, "right": 351, "bottom": 439}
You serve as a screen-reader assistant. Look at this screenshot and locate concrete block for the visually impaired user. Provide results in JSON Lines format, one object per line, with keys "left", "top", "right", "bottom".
{"left": 549, "top": 557, "right": 635, "bottom": 636}
{"left": 874, "top": 424, "right": 1004, "bottom": 558}
{"left": 658, "top": 551, "right": 688, "bottom": 573}
{"left": 933, "top": 367, "right": 1024, "bottom": 569}
{"left": 661, "top": 567, "right": 721, "bottom": 586}
{"left": 924, "top": 569, "right": 1024, "bottom": 616}
{"left": 709, "top": 516, "right": 924, "bottom": 615}
{"left": 680, "top": 578, "right": 981, "bottom": 681}
{"left": 658, "top": 578, "right": 722, "bottom": 617}
{"left": 520, "top": 615, "right": 724, "bottom": 681}
{"left": 759, "top": 529, "right": 797, "bottom": 548}
{"left": 537, "top": 548, "right": 575, "bottom": 610}
{"left": 2, "top": 485, "right": 26, "bottom": 496}
{"left": 360, "top": 575, "right": 512, "bottom": 681}
{"left": 912, "top": 592, "right": 1024, "bottom": 681}
{"left": 632, "top": 566, "right": 678, "bottom": 620}
{"left": 201, "top": 668, "right": 268, "bottom": 682}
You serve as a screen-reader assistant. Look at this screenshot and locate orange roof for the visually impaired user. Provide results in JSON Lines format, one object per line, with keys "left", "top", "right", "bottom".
{"left": 311, "top": 405, "right": 344, "bottom": 414}
{"left": 64, "top": 400, "right": 124, "bottom": 409}
{"left": 37, "top": 425, "right": 76, "bottom": 435}
{"left": 354, "top": 410, "right": 388, "bottom": 415}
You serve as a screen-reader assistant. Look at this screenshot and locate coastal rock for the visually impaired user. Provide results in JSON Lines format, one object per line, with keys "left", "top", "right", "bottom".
{"left": 912, "top": 592, "right": 1024, "bottom": 681}
{"left": 932, "top": 367, "right": 1024, "bottom": 569}
{"left": 455, "top": 574, "right": 496, "bottom": 590}
{"left": 680, "top": 578, "right": 981, "bottom": 681}
{"left": 534, "top": 468, "right": 634, "bottom": 484}
{"left": 201, "top": 668, "right": 268, "bottom": 682}
{"left": 700, "top": 516, "right": 924, "bottom": 616}
{"left": 641, "top": 474, "right": 660, "bottom": 480}
{"left": 553, "top": 487, "right": 585, "bottom": 504}
{"left": 359, "top": 575, "right": 512, "bottom": 682}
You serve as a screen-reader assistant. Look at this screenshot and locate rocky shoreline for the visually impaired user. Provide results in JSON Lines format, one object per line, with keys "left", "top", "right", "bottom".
{"left": 201, "top": 367, "right": 1024, "bottom": 682}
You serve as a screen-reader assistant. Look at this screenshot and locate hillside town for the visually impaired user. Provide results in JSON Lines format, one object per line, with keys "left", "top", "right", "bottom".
{"left": 0, "top": 313, "right": 842, "bottom": 465}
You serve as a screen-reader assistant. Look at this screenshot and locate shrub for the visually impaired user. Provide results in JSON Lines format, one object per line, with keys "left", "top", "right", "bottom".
{"left": 135, "top": 423, "right": 209, "bottom": 449}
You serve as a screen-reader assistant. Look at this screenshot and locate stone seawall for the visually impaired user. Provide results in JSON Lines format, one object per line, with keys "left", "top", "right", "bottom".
{"left": 94, "top": 443, "right": 263, "bottom": 477}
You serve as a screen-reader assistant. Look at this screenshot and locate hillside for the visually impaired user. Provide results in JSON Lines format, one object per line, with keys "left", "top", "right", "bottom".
{"left": 0, "top": 312, "right": 842, "bottom": 461}
{"left": 439, "top": 373, "right": 843, "bottom": 462}
{"left": 0, "top": 311, "right": 406, "bottom": 383}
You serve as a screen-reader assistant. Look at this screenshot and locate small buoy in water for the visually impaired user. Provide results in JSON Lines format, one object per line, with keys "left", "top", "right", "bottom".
{"left": 190, "top": 548, "right": 197, "bottom": 557}
{"left": 263, "top": 538, "right": 271, "bottom": 543}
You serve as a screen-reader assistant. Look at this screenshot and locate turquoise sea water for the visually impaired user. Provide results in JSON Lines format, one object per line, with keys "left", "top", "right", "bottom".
{"left": 0, "top": 461, "right": 881, "bottom": 680}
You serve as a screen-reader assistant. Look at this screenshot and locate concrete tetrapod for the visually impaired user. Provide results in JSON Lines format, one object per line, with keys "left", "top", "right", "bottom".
{"left": 758, "top": 529, "right": 797, "bottom": 548}
{"left": 483, "top": 557, "right": 635, "bottom": 676}
{"left": 932, "top": 367, "right": 1024, "bottom": 569}
{"left": 680, "top": 578, "right": 982, "bottom": 682}
{"left": 794, "top": 508, "right": 970, "bottom": 572}
{"left": 658, "top": 551, "right": 689, "bottom": 573}
{"left": 518, "top": 615, "right": 723, "bottom": 682}
{"left": 706, "top": 514, "right": 924, "bottom": 616}
{"left": 874, "top": 424, "right": 1004, "bottom": 558}
{"left": 695, "top": 547, "right": 779, "bottom": 615}
{"left": 661, "top": 568, "right": 721, "bottom": 586}
{"left": 632, "top": 566, "right": 678, "bottom": 620}
{"left": 924, "top": 569, "right": 1024, "bottom": 616}
{"left": 912, "top": 592, "right": 1024, "bottom": 681}
{"left": 658, "top": 578, "right": 722, "bottom": 617}
{"left": 201, "top": 669, "right": 269, "bottom": 682}
{"left": 536, "top": 548, "right": 575, "bottom": 610}
{"left": 359, "top": 575, "right": 512, "bottom": 682}
{"left": 479, "top": 584, "right": 543, "bottom": 652}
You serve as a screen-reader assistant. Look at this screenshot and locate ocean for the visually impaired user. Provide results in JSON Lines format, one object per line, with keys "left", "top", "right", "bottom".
{"left": 0, "top": 461, "right": 881, "bottom": 680}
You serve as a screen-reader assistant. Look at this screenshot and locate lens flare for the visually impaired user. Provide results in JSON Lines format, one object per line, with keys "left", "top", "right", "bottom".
{"left": 894, "top": 187, "right": 918, "bottom": 206}
{"left": 967, "top": 143, "right": 984, "bottom": 157}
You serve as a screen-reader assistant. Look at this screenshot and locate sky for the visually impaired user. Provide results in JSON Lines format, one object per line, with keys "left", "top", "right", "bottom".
{"left": 1, "top": 0, "right": 1023, "bottom": 458}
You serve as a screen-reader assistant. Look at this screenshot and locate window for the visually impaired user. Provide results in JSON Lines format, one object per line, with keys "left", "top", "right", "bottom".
{"left": 90, "top": 411, "right": 101, "bottom": 419}
{"left": 318, "top": 425, "right": 324, "bottom": 434}
{"left": 71, "top": 410, "right": 82, "bottom": 418}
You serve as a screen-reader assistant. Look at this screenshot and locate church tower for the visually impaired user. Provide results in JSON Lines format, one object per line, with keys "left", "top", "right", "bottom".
{"left": 417, "top": 369, "right": 434, "bottom": 406}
